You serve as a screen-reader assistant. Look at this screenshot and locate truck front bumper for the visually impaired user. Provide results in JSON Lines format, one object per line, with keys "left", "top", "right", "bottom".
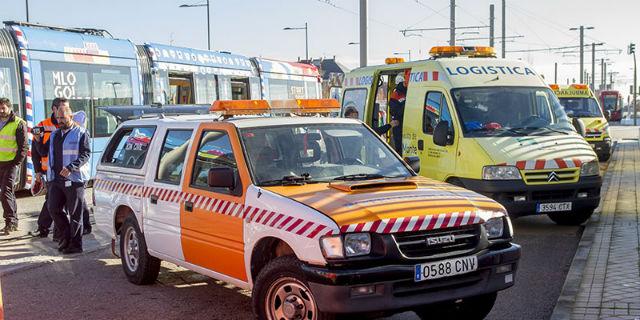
{"left": 302, "top": 244, "right": 520, "bottom": 314}
{"left": 457, "top": 176, "right": 601, "bottom": 218}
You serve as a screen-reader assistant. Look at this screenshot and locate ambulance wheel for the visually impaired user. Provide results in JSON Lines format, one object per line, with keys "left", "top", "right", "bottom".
{"left": 548, "top": 208, "right": 594, "bottom": 226}
{"left": 253, "top": 255, "right": 334, "bottom": 320}
{"left": 120, "top": 215, "right": 160, "bottom": 285}
{"left": 413, "top": 292, "right": 497, "bottom": 320}
{"left": 598, "top": 152, "right": 611, "bottom": 162}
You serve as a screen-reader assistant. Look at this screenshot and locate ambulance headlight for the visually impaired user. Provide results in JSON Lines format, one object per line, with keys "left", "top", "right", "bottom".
{"left": 580, "top": 160, "right": 600, "bottom": 176}
{"left": 482, "top": 166, "right": 522, "bottom": 180}
{"left": 484, "top": 217, "right": 504, "bottom": 239}
{"left": 344, "top": 233, "right": 371, "bottom": 257}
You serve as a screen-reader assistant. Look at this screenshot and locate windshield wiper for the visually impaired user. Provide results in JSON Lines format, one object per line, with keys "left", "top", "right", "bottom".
{"left": 260, "top": 173, "right": 317, "bottom": 186}
{"left": 333, "top": 173, "right": 386, "bottom": 181}
{"left": 529, "top": 127, "right": 570, "bottom": 135}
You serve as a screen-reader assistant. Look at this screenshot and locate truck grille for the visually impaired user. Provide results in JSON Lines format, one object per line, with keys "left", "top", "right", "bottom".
{"left": 393, "top": 225, "right": 480, "bottom": 259}
{"left": 522, "top": 168, "right": 579, "bottom": 185}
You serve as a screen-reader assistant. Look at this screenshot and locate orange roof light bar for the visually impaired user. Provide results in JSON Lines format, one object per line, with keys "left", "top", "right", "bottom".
{"left": 385, "top": 57, "right": 405, "bottom": 64}
{"left": 549, "top": 84, "right": 560, "bottom": 91}
{"left": 211, "top": 99, "right": 340, "bottom": 115}
{"left": 429, "top": 46, "right": 496, "bottom": 58}
{"left": 571, "top": 84, "right": 589, "bottom": 90}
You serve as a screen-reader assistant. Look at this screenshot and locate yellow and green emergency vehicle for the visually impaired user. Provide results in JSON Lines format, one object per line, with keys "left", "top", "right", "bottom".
{"left": 341, "top": 46, "right": 602, "bottom": 225}
{"left": 551, "top": 84, "right": 612, "bottom": 161}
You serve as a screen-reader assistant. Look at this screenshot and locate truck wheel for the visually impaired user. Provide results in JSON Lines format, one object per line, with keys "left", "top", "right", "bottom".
{"left": 252, "top": 255, "right": 334, "bottom": 320}
{"left": 598, "top": 152, "right": 611, "bottom": 162}
{"left": 548, "top": 208, "right": 594, "bottom": 226}
{"left": 414, "top": 292, "right": 497, "bottom": 320}
{"left": 120, "top": 215, "right": 161, "bottom": 285}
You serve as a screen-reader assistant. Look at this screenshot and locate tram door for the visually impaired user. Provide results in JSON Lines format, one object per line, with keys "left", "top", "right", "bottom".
{"left": 230, "top": 77, "right": 250, "bottom": 100}
{"left": 169, "top": 72, "right": 194, "bottom": 104}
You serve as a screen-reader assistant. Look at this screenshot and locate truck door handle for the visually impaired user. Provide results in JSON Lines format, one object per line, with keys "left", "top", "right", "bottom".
{"left": 185, "top": 201, "right": 194, "bottom": 212}
{"left": 150, "top": 195, "right": 158, "bottom": 204}
{"left": 418, "top": 140, "right": 424, "bottom": 151}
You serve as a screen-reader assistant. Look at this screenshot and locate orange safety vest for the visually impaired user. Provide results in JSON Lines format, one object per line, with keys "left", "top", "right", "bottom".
{"left": 36, "top": 117, "right": 59, "bottom": 171}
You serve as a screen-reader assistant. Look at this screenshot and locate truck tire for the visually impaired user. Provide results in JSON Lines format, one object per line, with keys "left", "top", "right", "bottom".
{"left": 548, "top": 208, "right": 595, "bottom": 226}
{"left": 120, "top": 215, "right": 161, "bottom": 285}
{"left": 413, "top": 292, "right": 497, "bottom": 320}
{"left": 252, "top": 255, "right": 334, "bottom": 320}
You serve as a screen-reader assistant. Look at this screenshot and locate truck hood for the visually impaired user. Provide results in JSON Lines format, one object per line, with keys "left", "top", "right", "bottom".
{"left": 263, "top": 176, "right": 505, "bottom": 233}
{"left": 579, "top": 117, "right": 610, "bottom": 136}
{"left": 473, "top": 134, "right": 597, "bottom": 169}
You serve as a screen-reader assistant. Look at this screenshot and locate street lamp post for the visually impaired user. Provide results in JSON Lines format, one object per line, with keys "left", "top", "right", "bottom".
{"left": 179, "top": 1, "right": 211, "bottom": 50}
{"left": 25, "top": 0, "right": 29, "bottom": 22}
{"left": 283, "top": 23, "right": 309, "bottom": 61}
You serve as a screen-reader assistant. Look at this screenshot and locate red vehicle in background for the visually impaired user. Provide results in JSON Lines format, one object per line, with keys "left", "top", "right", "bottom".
{"left": 599, "top": 90, "right": 623, "bottom": 121}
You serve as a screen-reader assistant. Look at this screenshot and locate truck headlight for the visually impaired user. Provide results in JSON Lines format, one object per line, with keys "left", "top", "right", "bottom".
{"left": 580, "top": 160, "right": 600, "bottom": 176}
{"left": 320, "top": 235, "right": 344, "bottom": 259}
{"left": 485, "top": 217, "right": 504, "bottom": 239}
{"left": 344, "top": 233, "right": 371, "bottom": 257}
{"left": 483, "top": 166, "right": 522, "bottom": 180}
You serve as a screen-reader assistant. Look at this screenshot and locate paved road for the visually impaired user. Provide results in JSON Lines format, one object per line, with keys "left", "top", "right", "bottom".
{"left": 1, "top": 210, "right": 582, "bottom": 320}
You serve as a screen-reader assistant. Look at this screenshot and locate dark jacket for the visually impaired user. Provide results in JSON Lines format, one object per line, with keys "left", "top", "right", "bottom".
{"left": 0, "top": 112, "right": 28, "bottom": 168}
{"left": 34, "top": 124, "right": 91, "bottom": 178}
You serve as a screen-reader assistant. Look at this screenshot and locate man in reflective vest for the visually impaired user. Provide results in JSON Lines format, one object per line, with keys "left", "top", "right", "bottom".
{"left": 0, "top": 97, "right": 28, "bottom": 235}
{"left": 34, "top": 102, "right": 90, "bottom": 253}
{"left": 30, "top": 98, "right": 92, "bottom": 238}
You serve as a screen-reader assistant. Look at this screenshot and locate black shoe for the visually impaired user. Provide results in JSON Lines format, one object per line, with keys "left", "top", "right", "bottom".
{"left": 62, "top": 246, "right": 83, "bottom": 254}
{"left": 52, "top": 234, "right": 60, "bottom": 242}
{"left": 82, "top": 228, "right": 92, "bottom": 235}
{"left": 57, "top": 238, "right": 70, "bottom": 252}
{"left": 1, "top": 224, "right": 18, "bottom": 235}
{"left": 29, "top": 228, "right": 50, "bottom": 238}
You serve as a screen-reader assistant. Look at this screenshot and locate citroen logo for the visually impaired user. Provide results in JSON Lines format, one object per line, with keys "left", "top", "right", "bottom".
{"left": 548, "top": 171, "right": 559, "bottom": 182}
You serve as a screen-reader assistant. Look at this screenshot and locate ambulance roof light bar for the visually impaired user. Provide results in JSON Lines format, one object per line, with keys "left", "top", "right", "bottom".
{"left": 429, "top": 46, "right": 497, "bottom": 58}
{"left": 210, "top": 99, "right": 340, "bottom": 116}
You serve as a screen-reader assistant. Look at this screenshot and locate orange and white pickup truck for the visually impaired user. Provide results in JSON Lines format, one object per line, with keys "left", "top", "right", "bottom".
{"left": 94, "top": 99, "right": 520, "bottom": 319}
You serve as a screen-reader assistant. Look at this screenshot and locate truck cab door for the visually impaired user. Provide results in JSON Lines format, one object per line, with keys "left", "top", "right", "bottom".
{"left": 181, "top": 122, "right": 250, "bottom": 282}
{"left": 410, "top": 88, "right": 458, "bottom": 181}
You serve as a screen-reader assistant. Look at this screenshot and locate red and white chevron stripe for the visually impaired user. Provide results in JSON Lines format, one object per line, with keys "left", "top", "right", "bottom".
{"left": 339, "top": 210, "right": 494, "bottom": 234}
{"left": 94, "top": 179, "right": 334, "bottom": 240}
{"left": 498, "top": 158, "right": 585, "bottom": 170}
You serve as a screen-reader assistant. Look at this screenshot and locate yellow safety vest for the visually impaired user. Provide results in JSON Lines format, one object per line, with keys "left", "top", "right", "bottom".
{"left": 0, "top": 117, "right": 24, "bottom": 162}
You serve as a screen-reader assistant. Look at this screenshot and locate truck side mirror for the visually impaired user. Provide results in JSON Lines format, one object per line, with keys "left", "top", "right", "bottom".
{"left": 433, "top": 120, "right": 453, "bottom": 146}
{"left": 572, "top": 118, "right": 586, "bottom": 137}
{"left": 404, "top": 156, "right": 420, "bottom": 173}
{"left": 208, "top": 167, "right": 235, "bottom": 189}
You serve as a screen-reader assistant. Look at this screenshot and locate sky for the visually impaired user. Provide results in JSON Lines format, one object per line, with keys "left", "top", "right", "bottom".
{"left": 2, "top": 0, "right": 639, "bottom": 100}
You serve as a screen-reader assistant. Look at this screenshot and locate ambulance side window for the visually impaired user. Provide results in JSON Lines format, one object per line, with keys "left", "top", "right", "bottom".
{"left": 341, "top": 88, "right": 368, "bottom": 121}
{"left": 190, "top": 130, "right": 238, "bottom": 194}
{"left": 156, "top": 129, "right": 193, "bottom": 185}
{"left": 422, "top": 92, "right": 451, "bottom": 134}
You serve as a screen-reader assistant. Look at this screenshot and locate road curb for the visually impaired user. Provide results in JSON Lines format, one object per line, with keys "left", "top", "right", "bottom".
{"left": 550, "top": 141, "right": 618, "bottom": 320}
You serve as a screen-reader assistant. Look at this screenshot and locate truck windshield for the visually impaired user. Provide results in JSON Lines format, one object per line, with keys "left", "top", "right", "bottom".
{"left": 240, "top": 123, "right": 412, "bottom": 186}
{"left": 559, "top": 97, "right": 604, "bottom": 118}
{"left": 451, "top": 87, "right": 575, "bottom": 137}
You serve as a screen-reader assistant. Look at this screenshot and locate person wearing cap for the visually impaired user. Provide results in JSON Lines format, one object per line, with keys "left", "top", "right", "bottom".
{"left": 389, "top": 72, "right": 408, "bottom": 154}
{"left": 0, "top": 97, "right": 27, "bottom": 235}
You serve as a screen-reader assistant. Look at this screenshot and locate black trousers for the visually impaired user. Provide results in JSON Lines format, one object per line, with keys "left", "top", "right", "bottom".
{"left": 391, "top": 126, "right": 403, "bottom": 155}
{"left": 48, "top": 181, "right": 85, "bottom": 249}
{"left": 37, "top": 192, "right": 91, "bottom": 231}
{"left": 0, "top": 165, "right": 18, "bottom": 225}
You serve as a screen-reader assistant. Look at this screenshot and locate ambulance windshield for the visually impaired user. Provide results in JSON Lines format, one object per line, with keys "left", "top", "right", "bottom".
{"left": 558, "top": 97, "right": 603, "bottom": 118}
{"left": 240, "top": 123, "right": 412, "bottom": 185}
{"left": 451, "top": 87, "right": 575, "bottom": 137}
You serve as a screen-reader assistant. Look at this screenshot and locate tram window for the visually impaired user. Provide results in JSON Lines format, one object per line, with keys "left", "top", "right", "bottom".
{"left": 268, "top": 78, "right": 289, "bottom": 100}
{"left": 169, "top": 73, "right": 194, "bottom": 104}
{"left": 231, "top": 77, "right": 250, "bottom": 100}
{"left": 305, "top": 80, "right": 319, "bottom": 98}
{"left": 195, "top": 74, "right": 217, "bottom": 104}
{"left": 289, "top": 80, "right": 305, "bottom": 99}
{"left": 217, "top": 76, "right": 232, "bottom": 100}
{"left": 92, "top": 67, "right": 134, "bottom": 137}
{"left": 0, "top": 58, "right": 20, "bottom": 113}
{"left": 42, "top": 63, "right": 92, "bottom": 131}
